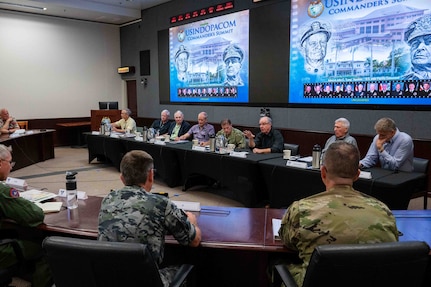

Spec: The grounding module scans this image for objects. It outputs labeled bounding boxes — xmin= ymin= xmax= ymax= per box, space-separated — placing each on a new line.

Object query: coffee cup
xmin=192 ymin=139 xmax=199 ymax=146
xmin=227 ymin=144 xmax=235 ymax=150
xmin=283 ymin=149 xmax=291 ymax=160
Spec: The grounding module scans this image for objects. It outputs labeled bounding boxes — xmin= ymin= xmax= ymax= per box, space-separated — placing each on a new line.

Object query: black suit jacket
xmin=167 ymin=121 xmax=191 ymax=138
xmin=150 ymin=119 xmax=172 ymax=135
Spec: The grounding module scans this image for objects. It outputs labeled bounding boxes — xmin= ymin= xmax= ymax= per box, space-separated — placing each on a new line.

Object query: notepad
xmin=272 ymin=218 xmax=282 ymax=240
xmin=20 ymin=189 xmax=57 ymax=203
xmin=35 ymin=201 xmax=63 ymax=213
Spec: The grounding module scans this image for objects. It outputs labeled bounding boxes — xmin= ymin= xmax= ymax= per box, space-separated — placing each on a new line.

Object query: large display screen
xmin=289 ymin=0 xmax=431 ymax=108
xmin=169 ymin=10 xmax=249 ymax=103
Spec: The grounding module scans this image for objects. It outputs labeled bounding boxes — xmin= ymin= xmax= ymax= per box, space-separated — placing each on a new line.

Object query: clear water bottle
xmin=312 ymin=144 xmax=321 ymax=169
xmin=66 ymin=171 xmax=78 ymax=209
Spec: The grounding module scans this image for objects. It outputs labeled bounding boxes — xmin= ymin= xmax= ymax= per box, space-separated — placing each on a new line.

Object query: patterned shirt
xmin=187 ymin=123 xmax=215 ymax=143
xmin=98 ymin=185 xmax=196 ymax=264
xmin=216 ymin=127 xmax=246 ymax=148
xmin=0 ymin=118 xmax=19 ymax=131
xmin=279 ymin=185 xmax=399 ymax=286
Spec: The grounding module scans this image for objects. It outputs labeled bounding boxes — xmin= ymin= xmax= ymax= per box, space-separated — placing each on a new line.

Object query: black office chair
xmin=0 ymin=229 xmax=24 ymax=287
xmin=283 ymin=143 xmax=299 ymax=156
xmin=410 ymin=157 xmax=430 ymax=209
xmin=42 ymin=236 xmax=194 ymax=287
xmin=274 ymin=241 xmax=430 ymax=287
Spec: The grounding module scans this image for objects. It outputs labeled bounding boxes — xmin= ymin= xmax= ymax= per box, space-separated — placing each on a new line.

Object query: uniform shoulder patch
xmin=9 ymin=188 xmax=20 ymax=198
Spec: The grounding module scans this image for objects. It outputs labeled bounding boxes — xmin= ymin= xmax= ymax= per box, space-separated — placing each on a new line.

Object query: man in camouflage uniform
xmin=98 ymin=150 xmax=201 ymax=287
xmin=278 ymin=142 xmax=398 ymax=286
xmin=0 ymin=144 xmax=52 ymax=287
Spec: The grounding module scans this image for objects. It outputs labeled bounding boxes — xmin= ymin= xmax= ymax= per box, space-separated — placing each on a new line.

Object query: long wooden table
xmin=0 ymin=129 xmax=55 ymax=170
xmin=39 ymin=196 xmax=431 ymax=287
xmin=85 ymin=133 xmax=426 ymax=209
xmin=41 ymin=196 xmax=431 ymax=248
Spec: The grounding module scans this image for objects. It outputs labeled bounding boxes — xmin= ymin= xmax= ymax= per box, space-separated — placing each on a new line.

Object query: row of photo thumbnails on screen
xmin=304 ymin=81 xmax=431 ymax=98
xmin=177 ymin=86 xmax=238 ymax=97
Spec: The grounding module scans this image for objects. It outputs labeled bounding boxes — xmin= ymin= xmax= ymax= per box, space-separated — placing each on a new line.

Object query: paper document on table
xmin=20 ymin=189 xmax=57 ymax=203
xmin=272 ymin=218 xmax=282 ymax=240
xmin=35 ymin=202 xmax=63 ymax=213
xmin=172 ymin=200 xmax=201 ymax=211
xmin=298 ymin=156 xmax=313 ymax=163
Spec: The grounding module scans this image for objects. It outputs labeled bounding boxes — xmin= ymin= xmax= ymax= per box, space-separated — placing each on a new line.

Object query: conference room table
xmin=85 ymin=133 xmax=280 ymax=207
xmin=41 ymin=196 xmax=431 ymax=249
xmin=0 ymin=129 xmax=55 ymax=170
xmin=259 ymin=157 xmax=426 ymax=210
xmin=39 ymin=196 xmax=431 ymax=286
xmin=85 ymin=133 xmax=426 ymax=209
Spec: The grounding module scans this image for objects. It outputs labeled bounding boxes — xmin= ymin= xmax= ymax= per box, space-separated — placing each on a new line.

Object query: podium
xmin=91 ymin=110 xmax=121 ymax=131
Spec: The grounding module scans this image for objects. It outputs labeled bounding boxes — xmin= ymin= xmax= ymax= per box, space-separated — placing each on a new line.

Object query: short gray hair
xmin=335 ymin=117 xmax=350 ymax=130
xmin=374 ymin=118 xmax=396 ymax=133
xmin=0 ymin=144 xmax=12 ymax=159
xmin=161 ymin=109 xmax=170 ymax=117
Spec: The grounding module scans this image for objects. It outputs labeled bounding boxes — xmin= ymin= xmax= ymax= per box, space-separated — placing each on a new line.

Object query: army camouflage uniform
xmin=98 ymin=185 xmax=197 ymax=287
xmin=216 ymin=127 xmax=246 ymax=149
xmin=279 ymin=185 xmax=399 ymax=287
xmin=0 ymin=182 xmax=52 ymax=287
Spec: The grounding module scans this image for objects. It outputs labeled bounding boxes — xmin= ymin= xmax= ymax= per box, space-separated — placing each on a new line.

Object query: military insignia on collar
xmin=10 ymin=188 xmax=19 ymax=198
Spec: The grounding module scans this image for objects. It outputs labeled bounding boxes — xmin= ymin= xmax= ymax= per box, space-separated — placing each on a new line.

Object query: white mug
xmin=283 ymin=149 xmax=291 ymax=160
xmin=227 ymin=144 xmax=235 ymax=150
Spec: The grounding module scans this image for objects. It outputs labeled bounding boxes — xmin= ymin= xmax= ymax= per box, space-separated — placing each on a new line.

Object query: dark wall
xmin=120 ymin=0 xmax=431 ymax=140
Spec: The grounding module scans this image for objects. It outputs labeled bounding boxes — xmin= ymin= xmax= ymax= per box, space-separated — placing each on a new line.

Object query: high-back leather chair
xmin=42 ymin=236 xmax=194 ymax=287
xmin=274 ymin=241 xmax=430 ymax=287
xmin=410 ymin=157 xmax=430 ymax=209
xmin=283 ymin=143 xmax=299 ymax=156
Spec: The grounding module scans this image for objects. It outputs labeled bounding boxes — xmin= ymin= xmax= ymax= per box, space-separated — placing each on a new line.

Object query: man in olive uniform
xmin=98 ymin=150 xmax=201 ymax=287
xmin=0 ymin=144 xmax=52 ymax=287
xmin=278 ymin=142 xmax=398 ymax=287
xmin=216 ymin=118 xmax=246 ymax=149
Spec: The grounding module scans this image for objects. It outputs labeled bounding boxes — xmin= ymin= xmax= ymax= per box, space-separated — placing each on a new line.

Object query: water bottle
xmin=312 ymin=144 xmax=321 ymax=169
xmin=142 ymin=126 xmax=148 ymax=142
xmin=66 ymin=171 xmax=78 ymax=209
xmin=209 ymin=135 xmax=215 ymax=152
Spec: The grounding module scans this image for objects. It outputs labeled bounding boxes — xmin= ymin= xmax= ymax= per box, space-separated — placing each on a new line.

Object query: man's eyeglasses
xmin=1 ymin=159 xmax=15 ymax=168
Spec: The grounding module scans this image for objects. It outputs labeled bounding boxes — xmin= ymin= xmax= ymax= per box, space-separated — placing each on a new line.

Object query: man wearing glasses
xmin=243 ymin=116 xmax=284 ymax=154
xmin=0 ymin=144 xmax=53 ymax=287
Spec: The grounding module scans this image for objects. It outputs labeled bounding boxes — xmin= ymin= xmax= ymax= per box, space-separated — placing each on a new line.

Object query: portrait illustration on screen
xmin=169 ymin=10 xmax=249 ymax=103
xmin=289 ymin=0 xmax=431 ymax=108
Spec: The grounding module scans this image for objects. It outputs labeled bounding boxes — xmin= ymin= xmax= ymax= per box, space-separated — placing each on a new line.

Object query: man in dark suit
xmin=168 ymin=110 xmax=191 ymax=141
xmin=150 ymin=109 xmax=172 ymax=135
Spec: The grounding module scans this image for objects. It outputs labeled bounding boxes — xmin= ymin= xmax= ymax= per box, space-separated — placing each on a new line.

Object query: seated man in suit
xmin=278 ymin=142 xmax=398 ymax=286
xmin=216 ymin=118 xmax=246 ymax=149
xmin=150 ymin=109 xmax=172 ymax=135
xmin=168 ymin=110 xmax=191 ymax=141
xmin=98 ymin=150 xmax=201 ymax=287
xmin=243 ymin=116 xmax=284 ymax=154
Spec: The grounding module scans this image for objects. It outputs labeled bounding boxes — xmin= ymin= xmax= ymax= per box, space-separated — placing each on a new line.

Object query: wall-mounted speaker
xmin=140 ymin=50 xmax=150 ymax=76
